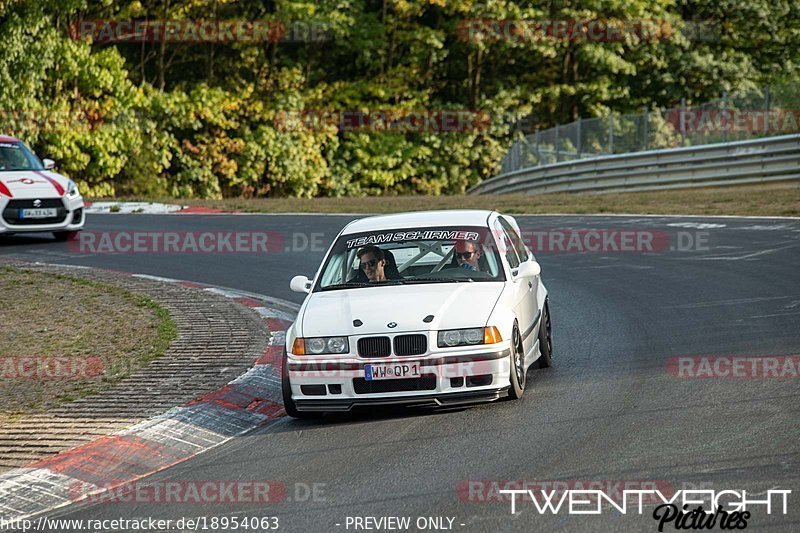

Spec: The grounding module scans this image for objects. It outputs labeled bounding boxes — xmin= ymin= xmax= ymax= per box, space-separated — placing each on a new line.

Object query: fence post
xmin=722 ymin=91 xmax=728 ymax=143
xmin=642 ymin=107 xmax=649 ymax=151
xmin=608 ymin=114 xmax=614 ymax=154
xmin=764 ymin=86 xmax=770 ymax=135
xmin=555 ymin=124 xmax=560 ymax=162
xmin=576 ymin=117 xmax=582 ymax=158
xmin=680 ymin=97 xmax=686 ymax=145
xmin=535 ymin=128 xmax=540 ymax=165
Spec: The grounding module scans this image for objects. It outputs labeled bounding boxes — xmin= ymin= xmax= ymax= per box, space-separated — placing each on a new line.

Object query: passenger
xmin=454 ymin=239 xmax=482 ymax=271
xmin=357 ymin=245 xmax=387 ymax=282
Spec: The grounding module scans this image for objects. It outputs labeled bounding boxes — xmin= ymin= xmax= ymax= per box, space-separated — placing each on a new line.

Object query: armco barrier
xmin=469 ymin=134 xmax=800 ymax=195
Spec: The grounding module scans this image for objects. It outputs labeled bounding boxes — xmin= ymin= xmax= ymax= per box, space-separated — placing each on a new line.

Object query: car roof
xmin=0 ymin=135 xmax=21 ymax=143
xmin=342 ymin=209 xmax=497 ymax=234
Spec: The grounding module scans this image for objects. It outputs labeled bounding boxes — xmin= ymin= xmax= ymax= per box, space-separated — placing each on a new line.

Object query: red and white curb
xmin=0 ymin=268 xmax=298 ymax=522
xmin=84 ymin=202 xmax=230 ymax=214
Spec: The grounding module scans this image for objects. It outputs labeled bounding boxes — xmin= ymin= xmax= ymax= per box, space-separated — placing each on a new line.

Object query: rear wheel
xmin=281 ymin=348 xmax=322 ymax=419
xmin=537 ymin=302 xmax=553 ymax=369
xmin=53 ymin=230 xmax=79 ymax=241
xmin=507 ymin=324 xmax=526 ymax=400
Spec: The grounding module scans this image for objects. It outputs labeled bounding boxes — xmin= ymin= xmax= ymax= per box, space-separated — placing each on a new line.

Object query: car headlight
xmin=292 ymin=336 xmax=349 ymax=355
xmin=66 ymin=180 xmax=79 ymax=198
xmin=437 ymin=327 xmax=502 ymax=347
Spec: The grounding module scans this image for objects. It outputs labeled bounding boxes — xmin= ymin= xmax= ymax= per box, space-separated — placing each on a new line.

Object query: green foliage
xmin=0 ymin=0 xmax=796 ymax=197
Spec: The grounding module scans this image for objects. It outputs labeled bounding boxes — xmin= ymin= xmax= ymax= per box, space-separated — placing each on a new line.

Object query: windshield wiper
xmin=320 ymin=282 xmax=372 ymax=291
xmin=404 ymin=277 xmax=474 ymax=283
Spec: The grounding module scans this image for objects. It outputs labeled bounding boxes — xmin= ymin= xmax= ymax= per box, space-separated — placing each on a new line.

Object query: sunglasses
xmin=455 ymin=251 xmax=475 ymax=260
xmin=360 ymin=259 xmax=379 ymax=269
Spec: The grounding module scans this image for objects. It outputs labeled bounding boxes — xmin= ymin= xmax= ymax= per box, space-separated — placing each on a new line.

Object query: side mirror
xmin=290 ymin=275 xmax=313 ymax=293
xmin=515 ymin=260 xmax=541 ymax=278
xmin=42 ymin=159 xmax=55 ymax=170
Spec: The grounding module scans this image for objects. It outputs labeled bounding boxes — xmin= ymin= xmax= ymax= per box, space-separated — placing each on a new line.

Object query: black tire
xmin=281 ymin=348 xmax=322 ymax=419
xmin=537 ymin=302 xmax=553 ymax=369
xmin=53 ymin=230 xmax=79 ymax=242
xmin=507 ymin=324 xmax=526 ymax=400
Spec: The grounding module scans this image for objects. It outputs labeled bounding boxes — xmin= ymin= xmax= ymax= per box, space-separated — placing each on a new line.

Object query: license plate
xmin=21 ymin=208 xmax=57 ymax=219
xmin=365 ymin=362 xmax=421 ymax=381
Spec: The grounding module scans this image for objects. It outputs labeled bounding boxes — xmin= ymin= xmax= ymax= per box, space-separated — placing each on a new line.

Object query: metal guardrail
xmin=469 ymin=134 xmax=800 ymax=195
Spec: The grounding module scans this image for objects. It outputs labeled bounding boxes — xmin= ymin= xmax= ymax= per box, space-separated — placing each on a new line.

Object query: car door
xmin=493 ymin=218 xmax=531 ymax=354
xmin=498 ymin=217 xmax=539 ymax=357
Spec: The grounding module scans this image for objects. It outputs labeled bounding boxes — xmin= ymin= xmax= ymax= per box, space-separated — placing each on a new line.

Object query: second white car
xmin=0 ymin=135 xmax=85 ymax=240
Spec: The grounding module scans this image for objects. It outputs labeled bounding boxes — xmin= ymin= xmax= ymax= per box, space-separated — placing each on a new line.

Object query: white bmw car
xmin=0 ymin=135 xmax=85 ymax=240
xmin=282 ymin=210 xmax=552 ymax=418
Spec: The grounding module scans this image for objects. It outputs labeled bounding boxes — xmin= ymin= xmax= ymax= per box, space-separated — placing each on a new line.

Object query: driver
xmin=454 ymin=239 xmax=482 ymax=271
xmin=357 ymin=245 xmax=387 ymax=282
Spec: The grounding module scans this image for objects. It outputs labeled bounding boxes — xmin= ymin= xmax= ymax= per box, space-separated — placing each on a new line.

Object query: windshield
xmin=314 ymin=226 xmax=505 ymax=291
xmin=0 ymin=142 xmax=44 ymax=172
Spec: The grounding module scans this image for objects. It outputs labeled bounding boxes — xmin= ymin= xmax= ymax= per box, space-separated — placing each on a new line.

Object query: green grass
xmin=0 ymin=267 xmax=177 ymax=416
xmin=99 ymin=183 xmax=800 ymax=217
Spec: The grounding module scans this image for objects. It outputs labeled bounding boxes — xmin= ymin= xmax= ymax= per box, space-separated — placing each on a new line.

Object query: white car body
xmin=0 ymin=135 xmax=85 ymax=237
xmin=283 ymin=210 xmax=551 ymax=416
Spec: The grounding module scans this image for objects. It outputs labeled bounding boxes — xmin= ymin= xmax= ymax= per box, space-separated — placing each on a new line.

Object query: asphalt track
xmin=2 ymin=213 xmax=799 ymax=532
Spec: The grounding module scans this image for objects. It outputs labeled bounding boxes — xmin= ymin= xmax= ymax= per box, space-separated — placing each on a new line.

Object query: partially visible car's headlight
xmin=292 ymin=336 xmax=349 ymax=355
xmin=437 ymin=327 xmax=502 ymax=347
xmin=66 ymin=180 xmax=80 ymax=198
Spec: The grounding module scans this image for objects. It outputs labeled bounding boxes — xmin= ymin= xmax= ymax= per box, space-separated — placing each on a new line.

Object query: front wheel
xmin=507 ymin=324 xmax=526 ymax=400
xmin=281 ymin=348 xmax=322 ymax=419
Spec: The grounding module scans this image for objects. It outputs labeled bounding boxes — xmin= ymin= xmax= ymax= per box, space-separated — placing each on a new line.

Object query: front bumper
xmin=287 ymin=345 xmax=513 ymax=412
xmin=0 ymin=195 xmax=85 ymax=234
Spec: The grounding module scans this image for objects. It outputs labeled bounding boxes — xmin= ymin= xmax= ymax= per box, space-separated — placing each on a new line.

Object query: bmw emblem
xmin=33 ymin=199 xmax=42 ymax=207
xmin=387 ymin=322 xmax=397 ymax=328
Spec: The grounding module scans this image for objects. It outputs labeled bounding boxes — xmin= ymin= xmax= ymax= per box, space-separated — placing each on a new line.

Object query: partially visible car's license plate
xmin=365 ymin=362 xmax=421 ymax=381
xmin=21 ymin=208 xmax=57 ymax=219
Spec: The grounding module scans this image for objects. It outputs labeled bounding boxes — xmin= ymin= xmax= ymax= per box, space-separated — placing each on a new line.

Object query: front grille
xmin=353 ymin=374 xmax=437 ymax=394
xmin=393 ymin=334 xmax=427 ymax=356
xmin=3 ymin=198 xmax=67 ymax=225
xmin=358 ymin=336 xmax=391 ymax=358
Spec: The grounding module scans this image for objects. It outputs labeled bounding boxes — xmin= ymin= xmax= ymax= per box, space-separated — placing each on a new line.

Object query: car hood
xmin=0 ymin=170 xmax=68 ymax=199
xmin=300 ymin=282 xmax=505 ymax=337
